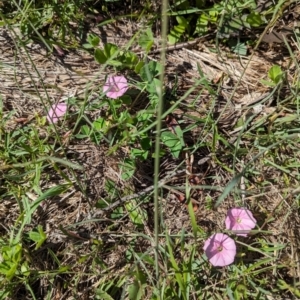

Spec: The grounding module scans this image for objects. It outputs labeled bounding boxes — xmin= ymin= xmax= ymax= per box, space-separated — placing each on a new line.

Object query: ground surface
xmin=1 ymin=1 xmax=300 ymax=299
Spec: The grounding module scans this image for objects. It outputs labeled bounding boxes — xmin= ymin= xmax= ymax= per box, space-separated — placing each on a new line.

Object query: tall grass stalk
xmin=153 ymin=0 xmax=169 ymax=294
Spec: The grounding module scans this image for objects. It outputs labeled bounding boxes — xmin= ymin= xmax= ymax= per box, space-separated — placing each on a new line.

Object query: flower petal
xmin=47 ymin=102 xmax=67 ymax=124
xmin=203 ymin=233 xmax=236 ymax=267
xmin=225 ymin=208 xmax=256 ymax=236
xmin=241 ymin=218 xmax=257 ymax=227
xmin=103 ymin=75 xmax=128 ymax=99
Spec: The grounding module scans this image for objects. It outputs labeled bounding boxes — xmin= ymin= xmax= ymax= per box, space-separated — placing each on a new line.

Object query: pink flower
xmin=203 ymin=233 xmax=236 ymax=267
xmin=103 ymin=75 xmax=128 ymax=99
xmin=225 ymin=208 xmax=257 ymax=237
xmin=47 ymin=102 xmax=67 ymax=124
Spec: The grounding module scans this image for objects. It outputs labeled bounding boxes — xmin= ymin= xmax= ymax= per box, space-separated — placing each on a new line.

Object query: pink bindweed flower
xmin=225 ymin=207 xmax=257 ymax=237
xmin=103 ymin=75 xmax=128 ymax=99
xmin=203 ymin=233 xmax=236 ymax=267
xmin=47 ymin=102 xmax=67 ymax=124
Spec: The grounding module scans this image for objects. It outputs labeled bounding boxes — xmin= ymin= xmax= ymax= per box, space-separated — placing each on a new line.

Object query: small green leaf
xmin=93 ymin=118 xmax=108 ymax=132
xmin=134 ymin=61 xmax=145 ymax=74
xmin=146 ymin=78 xmax=162 ymax=96
xmin=194 ymin=13 xmax=209 ymax=34
xmin=95 ymin=289 xmax=114 ymax=300
xmin=79 ymin=124 xmax=90 ymax=136
xmin=82 ymin=43 xmax=94 ymax=49
xmin=139 ymin=61 xmax=162 ymax=82
xmin=174 ymin=126 xmax=185 ymax=147
xmin=28 ymin=231 xmax=41 ymax=242
xmin=5 ymin=262 xmax=18 ymax=280
xmin=104 ymin=43 xmax=119 ymax=58
xmin=120 ymin=95 xmax=132 ymax=105
xmin=228 ymin=40 xmax=247 ymax=55
xmin=268 ymin=65 xmax=283 ymax=84
xmin=161 ymin=131 xmax=182 ymax=158
xmin=140 ymin=137 xmax=151 ymax=150
xmin=87 ymin=34 xmax=100 ymax=47
xmin=176 ymin=16 xmax=188 ymax=27
xmin=167 ymin=34 xmax=178 ymax=45
xmin=128 ymin=280 xmax=144 ymax=300
xmin=119 ymin=158 xmax=135 ymax=180
xmin=118 ymin=51 xmax=141 ymax=69
xmin=138 ymin=28 xmax=154 ymax=53
xmin=131 ymin=148 xmax=148 ymax=160
xmin=94 ymin=48 xmax=107 ymax=64
xmin=108 ymin=59 xmax=123 ymax=67
xmin=125 ymin=201 xmax=146 ymax=227
xmin=111 ymin=207 xmax=123 ymax=219
xmin=168 ymin=16 xmax=188 ymax=45
xmin=260 ymin=79 xmax=276 ymax=87
xmin=174 ymin=26 xmax=186 ymax=35
xmin=246 ymin=12 xmax=264 ymax=27
xmin=105 ymin=178 xmax=118 ymax=196
xmin=28 ymin=225 xmax=47 ymax=249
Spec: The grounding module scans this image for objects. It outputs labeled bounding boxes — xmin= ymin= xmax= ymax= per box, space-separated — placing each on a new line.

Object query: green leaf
xmin=165 ymin=234 xmax=187 ymax=299
xmin=176 ymin=16 xmax=188 ymax=27
xmin=94 ymin=48 xmax=107 ymax=64
xmin=5 ymin=262 xmax=18 ymax=280
xmin=161 ymin=131 xmax=180 ymax=147
xmin=168 ymin=16 xmax=188 ymax=44
xmin=105 ymin=178 xmax=118 ymax=197
xmin=140 ymin=137 xmax=151 ymax=150
xmin=146 ymin=78 xmax=162 ymax=96
xmin=95 ymin=289 xmax=114 ymax=300
xmin=119 ymin=158 xmax=135 ymax=180
xmin=131 ymin=148 xmax=148 ymax=160
xmin=128 ymin=280 xmax=144 ymax=300
xmin=134 ymin=61 xmax=144 ymax=74
xmin=194 ymin=12 xmax=211 ymax=34
xmin=161 ymin=131 xmax=182 ymax=158
xmin=125 ymin=201 xmax=146 ymax=227
xmin=167 ymin=34 xmax=177 ymax=45
xmin=87 ymin=34 xmax=100 ymax=47
xmin=119 ymin=51 xmax=141 ymax=69
xmin=171 ymin=24 xmax=186 ymax=35
xmin=246 ymin=12 xmax=264 ymax=27
xmin=260 ymin=79 xmax=276 ymax=87
xmin=174 ymin=125 xmax=185 ymax=147
xmin=108 ymin=59 xmax=123 ymax=67
xmin=277 ymin=280 xmax=300 ymax=297
xmin=228 ymin=40 xmax=247 ymax=55
xmin=138 ymin=28 xmax=154 ymax=52
xmin=81 ymin=124 xmax=90 ymax=135
xmin=268 ymin=65 xmax=283 ymax=84
xmin=58 ymin=266 xmax=70 ymax=273
xmin=93 ymin=117 xmax=109 ymax=132
xmin=120 ymin=95 xmax=132 ymax=105
xmin=111 ymin=207 xmax=123 ymax=219
xmin=82 ymin=43 xmax=94 ymax=49
xmin=104 ymin=43 xmax=119 ymax=58
xmin=28 ymin=225 xmax=47 ymax=250
xmin=28 ymin=232 xmax=41 ymax=242
xmin=139 ymin=61 xmax=162 ymax=82
xmin=0 ymin=290 xmax=10 ymax=299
